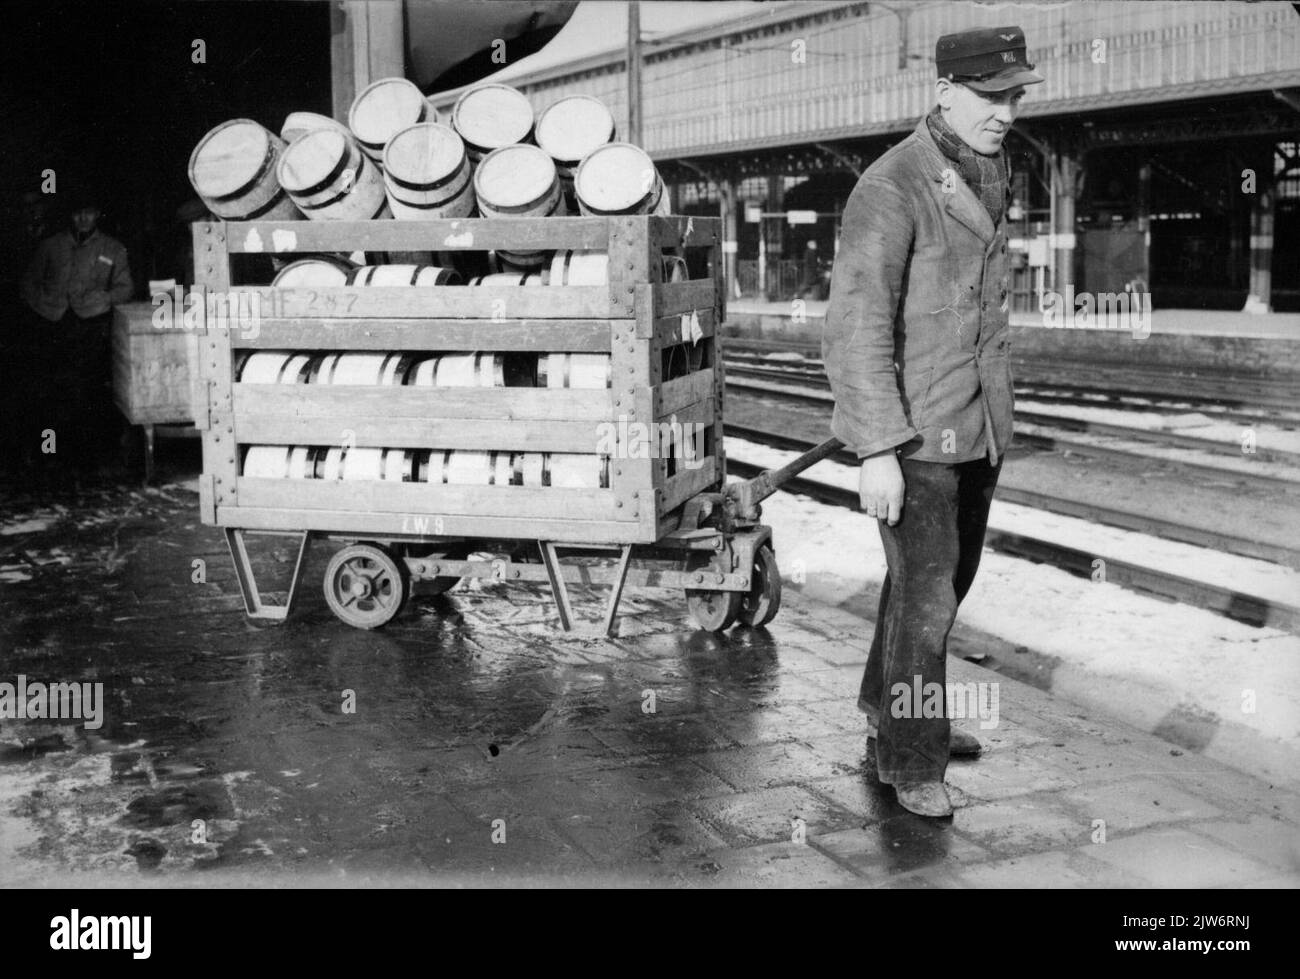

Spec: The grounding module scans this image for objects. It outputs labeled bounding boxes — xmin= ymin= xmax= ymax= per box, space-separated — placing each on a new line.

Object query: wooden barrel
xmin=383 ymin=122 xmax=476 ymax=220
xmin=319 ymin=447 xmax=413 ymax=481
xmin=549 ymin=250 xmax=607 ymax=286
xmin=466 ymin=271 xmax=545 ymax=287
xmin=280 ymin=111 xmax=351 ymax=144
xmin=242 ymin=445 xmax=322 ymax=479
xmin=407 ymin=353 xmax=505 ymax=387
xmin=574 ymin=143 xmax=670 ymax=217
xmin=451 ymin=83 xmax=535 ymax=164
xmin=310 ymin=352 xmax=419 ymax=385
xmin=236 ymin=351 xmax=319 ymax=384
xmin=271 ymin=256 xmax=356 ymax=287
xmin=475 ymin=144 xmax=566 ymax=269
xmin=535 ymin=95 xmax=616 ymax=202
xmin=188 ymin=119 xmax=302 ymax=221
xmin=513 ymin=453 xmax=609 ymax=488
xmin=536 ymin=353 xmax=611 ymax=389
xmin=348 ymin=77 xmax=431 ymax=164
xmin=277 ymin=129 xmax=387 ymax=221
xmin=414 ymin=449 xmax=513 ymax=485
xmin=345 ymin=264 xmax=460 ymax=286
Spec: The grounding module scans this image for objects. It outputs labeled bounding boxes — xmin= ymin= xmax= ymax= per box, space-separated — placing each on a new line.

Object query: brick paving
xmin=1 ymin=477 xmax=1297 ymax=887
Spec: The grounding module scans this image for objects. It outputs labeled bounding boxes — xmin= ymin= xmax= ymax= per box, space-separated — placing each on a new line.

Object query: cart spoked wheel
xmin=738 ymin=543 xmax=781 ymax=628
xmin=324 ymin=543 xmax=408 ymax=629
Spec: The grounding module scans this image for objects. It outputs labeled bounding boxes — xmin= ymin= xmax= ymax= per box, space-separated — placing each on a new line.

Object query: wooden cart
xmin=193 ymin=214 xmax=797 ymax=635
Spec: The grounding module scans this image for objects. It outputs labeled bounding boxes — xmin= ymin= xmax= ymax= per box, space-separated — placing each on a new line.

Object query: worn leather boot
xmin=948 ymin=727 xmax=983 ymax=756
xmin=894 ymin=780 xmax=955 ymax=817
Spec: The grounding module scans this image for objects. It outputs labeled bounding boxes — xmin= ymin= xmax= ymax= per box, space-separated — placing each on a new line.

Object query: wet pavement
xmin=1 ymin=477 xmax=1298 ymax=887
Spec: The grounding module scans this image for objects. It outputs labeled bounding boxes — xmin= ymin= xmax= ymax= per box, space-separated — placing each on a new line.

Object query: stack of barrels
xmin=236 ymin=349 xmax=612 ymax=488
xmin=188 ymin=82 xmax=688 ymax=494
xmin=187 ymin=81 xmax=676 ymax=286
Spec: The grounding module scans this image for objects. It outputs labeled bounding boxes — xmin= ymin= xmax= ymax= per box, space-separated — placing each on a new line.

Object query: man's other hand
xmin=859 ymin=450 xmax=904 ymax=525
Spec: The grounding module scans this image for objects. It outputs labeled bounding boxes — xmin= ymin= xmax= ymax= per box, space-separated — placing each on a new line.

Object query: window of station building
xmin=1277 ymin=141 xmax=1299 ymax=199
xmin=677 ymin=182 xmax=718 ymax=207
xmin=738 ymin=177 xmax=768 ymax=201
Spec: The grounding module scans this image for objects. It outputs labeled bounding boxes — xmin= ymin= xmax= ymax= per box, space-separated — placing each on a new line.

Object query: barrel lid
xmin=281 ymin=111 xmax=350 ymax=144
xmin=475 ymin=145 xmax=556 ymax=209
xmin=349 ymin=77 xmax=428 ymax=147
xmin=189 ymin=119 xmax=273 ymax=200
xmin=536 ymin=96 xmax=615 ymax=164
xmin=272 ymin=258 xmax=352 ymax=287
xmin=384 ymin=123 xmax=465 ymax=183
xmin=452 ymin=83 xmax=534 ymax=150
xmin=575 ymin=143 xmax=657 ymax=212
xmin=278 ymin=129 xmax=352 ymax=192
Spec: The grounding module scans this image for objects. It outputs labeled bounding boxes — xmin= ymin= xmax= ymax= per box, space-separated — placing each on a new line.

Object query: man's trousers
xmin=857 ymin=455 xmax=1001 ymax=784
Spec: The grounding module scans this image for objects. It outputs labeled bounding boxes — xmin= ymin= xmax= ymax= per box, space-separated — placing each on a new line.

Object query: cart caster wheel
xmin=738 ymin=543 xmax=782 ymax=628
xmin=324 ymin=543 xmax=408 ymax=629
xmin=686 ymin=588 xmax=742 ymax=632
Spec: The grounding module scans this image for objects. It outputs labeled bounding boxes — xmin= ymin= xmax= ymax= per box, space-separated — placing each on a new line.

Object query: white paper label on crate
xmin=271 ymin=229 xmax=298 ymax=252
xmin=243 ymin=228 xmax=264 ymax=252
xmin=684 ymin=216 xmax=694 ymax=241
xmin=682 ymin=309 xmax=702 ymax=345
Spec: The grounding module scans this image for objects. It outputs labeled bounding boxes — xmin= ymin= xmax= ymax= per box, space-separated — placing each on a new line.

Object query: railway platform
xmin=726 ymin=299 xmax=1300 ymax=340
xmin=1 ymin=475 xmax=1296 ymax=887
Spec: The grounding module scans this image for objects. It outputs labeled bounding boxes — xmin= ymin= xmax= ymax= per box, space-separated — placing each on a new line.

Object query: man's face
xmin=72 ymin=206 xmax=100 ymax=235
xmin=937 ymin=81 xmax=1026 ymax=155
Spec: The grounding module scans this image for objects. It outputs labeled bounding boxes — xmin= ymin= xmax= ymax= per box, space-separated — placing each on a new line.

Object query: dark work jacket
xmin=22 ymin=229 xmax=133 ymax=322
xmin=823 ymin=114 xmax=1013 ymax=465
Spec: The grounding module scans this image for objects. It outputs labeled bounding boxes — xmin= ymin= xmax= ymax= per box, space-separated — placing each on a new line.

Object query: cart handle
xmin=726 ymin=437 xmax=844 ymax=514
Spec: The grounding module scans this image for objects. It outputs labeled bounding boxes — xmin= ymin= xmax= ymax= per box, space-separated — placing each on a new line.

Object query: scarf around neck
xmin=925 ymin=103 xmax=1009 ymax=228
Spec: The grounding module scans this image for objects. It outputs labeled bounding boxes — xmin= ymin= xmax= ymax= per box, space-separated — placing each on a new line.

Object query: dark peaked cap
xmin=936 ymin=26 xmax=1045 ymax=92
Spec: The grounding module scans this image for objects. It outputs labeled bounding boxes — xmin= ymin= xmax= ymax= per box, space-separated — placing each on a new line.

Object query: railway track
xmin=723 ymin=370 xmax=1300 ymax=471
xmin=722 ymin=339 xmax=1300 ymax=416
xmin=723 ymin=353 xmax=1300 ymax=427
xmin=723 ymin=426 xmax=1300 ymax=633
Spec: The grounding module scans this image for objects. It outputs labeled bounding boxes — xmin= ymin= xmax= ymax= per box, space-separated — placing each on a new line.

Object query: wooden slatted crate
xmin=191 ymin=214 xmax=726 ymax=546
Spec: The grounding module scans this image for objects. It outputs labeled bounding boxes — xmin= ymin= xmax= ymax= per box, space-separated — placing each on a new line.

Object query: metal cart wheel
xmin=684 ymin=550 xmax=741 ymax=632
xmin=323 ymin=543 xmax=409 ymax=629
xmin=738 ymin=543 xmax=782 ymax=627
xmin=687 ymin=587 xmax=742 ymax=632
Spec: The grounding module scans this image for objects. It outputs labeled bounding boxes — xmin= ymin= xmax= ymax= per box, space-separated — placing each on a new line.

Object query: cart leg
xmin=142 ymin=424 xmax=155 ymax=487
xmin=538 ymin=541 xmax=633 ymax=637
xmin=225 ymin=528 xmax=313 ymax=621
xmin=538 ymin=540 xmax=575 ymax=631
xmin=600 ymin=545 xmax=633 ymax=638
